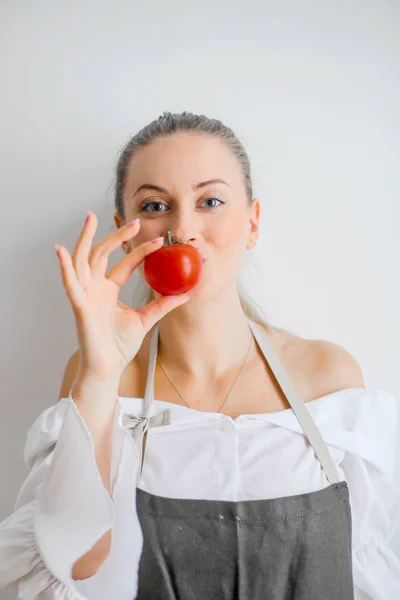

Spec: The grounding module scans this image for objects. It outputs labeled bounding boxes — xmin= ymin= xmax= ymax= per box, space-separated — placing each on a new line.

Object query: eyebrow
xmin=132 ymin=179 xmax=231 ymax=197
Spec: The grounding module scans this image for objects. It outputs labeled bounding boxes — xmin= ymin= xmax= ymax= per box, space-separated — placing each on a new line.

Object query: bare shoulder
xmin=305 ymin=336 xmax=366 ymax=398
xmin=272 ymin=326 xmax=366 ymax=399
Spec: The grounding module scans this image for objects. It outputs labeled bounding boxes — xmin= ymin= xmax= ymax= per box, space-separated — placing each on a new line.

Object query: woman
xmin=0 ymin=112 xmax=399 ymax=599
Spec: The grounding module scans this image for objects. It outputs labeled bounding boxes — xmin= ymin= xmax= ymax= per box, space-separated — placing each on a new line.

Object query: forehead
xmin=125 ymin=132 xmax=245 ymax=193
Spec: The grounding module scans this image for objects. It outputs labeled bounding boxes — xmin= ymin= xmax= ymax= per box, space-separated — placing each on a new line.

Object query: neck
xmin=156 ymin=285 xmax=255 ymax=381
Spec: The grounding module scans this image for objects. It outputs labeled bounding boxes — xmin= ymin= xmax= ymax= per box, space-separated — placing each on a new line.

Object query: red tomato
xmin=144 ymin=232 xmax=203 ymax=296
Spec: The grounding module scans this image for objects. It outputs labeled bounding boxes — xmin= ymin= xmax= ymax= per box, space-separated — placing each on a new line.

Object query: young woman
xmin=0 ymin=112 xmax=399 ymax=599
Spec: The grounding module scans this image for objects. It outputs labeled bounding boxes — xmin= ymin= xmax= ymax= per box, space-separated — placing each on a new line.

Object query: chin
xmin=186 ymin=275 xmax=231 ymax=305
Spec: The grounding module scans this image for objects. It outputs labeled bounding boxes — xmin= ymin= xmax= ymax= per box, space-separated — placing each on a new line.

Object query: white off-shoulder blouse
xmin=0 ymin=387 xmax=399 ymax=599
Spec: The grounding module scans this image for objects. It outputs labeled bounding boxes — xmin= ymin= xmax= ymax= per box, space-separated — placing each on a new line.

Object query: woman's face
xmin=117 ymin=132 xmax=260 ymax=302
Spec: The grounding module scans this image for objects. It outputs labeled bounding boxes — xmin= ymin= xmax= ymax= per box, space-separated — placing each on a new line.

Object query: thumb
xmin=138 ymin=294 xmax=190 ymax=333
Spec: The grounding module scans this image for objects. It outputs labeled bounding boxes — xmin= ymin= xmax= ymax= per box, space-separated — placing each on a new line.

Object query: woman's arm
xmin=0 ymin=355 xmax=143 ymax=599
xmin=58 ymin=350 xmax=115 ymax=580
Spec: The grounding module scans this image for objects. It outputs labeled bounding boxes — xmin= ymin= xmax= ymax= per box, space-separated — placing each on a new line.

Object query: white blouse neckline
xmin=116 ymin=386 xmax=371 ymax=422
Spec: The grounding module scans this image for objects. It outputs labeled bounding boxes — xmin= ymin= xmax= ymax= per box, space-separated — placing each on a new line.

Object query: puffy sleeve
xmin=0 ymin=392 xmax=144 ymax=600
xmin=338 ymin=390 xmax=400 ymax=600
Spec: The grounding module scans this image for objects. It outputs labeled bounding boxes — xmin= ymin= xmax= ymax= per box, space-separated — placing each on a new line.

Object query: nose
xmin=164 ymin=209 xmax=198 ymax=243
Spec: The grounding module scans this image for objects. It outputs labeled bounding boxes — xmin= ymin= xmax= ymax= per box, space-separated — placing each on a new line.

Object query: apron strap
xmin=143 ymin=323 xmax=159 ymax=417
xmin=123 ymin=324 xmax=167 ymax=486
xmin=248 ymin=320 xmax=341 ymax=484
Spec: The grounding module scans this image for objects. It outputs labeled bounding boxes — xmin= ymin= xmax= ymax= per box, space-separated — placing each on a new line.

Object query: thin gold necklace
xmin=157 ymin=333 xmax=253 ymax=413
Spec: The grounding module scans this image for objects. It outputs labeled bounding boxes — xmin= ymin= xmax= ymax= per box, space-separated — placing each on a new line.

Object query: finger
xmin=138 ymin=294 xmax=190 ymax=333
xmin=106 ymin=235 xmax=165 ymax=288
xmin=72 ymin=212 xmax=98 ymax=287
xmin=89 ymin=219 xmax=141 ymax=275
xmin=56 ymin=245 xmax=87 ymax=314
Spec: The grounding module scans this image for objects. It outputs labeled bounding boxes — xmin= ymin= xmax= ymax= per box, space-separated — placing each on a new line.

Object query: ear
xmin=114 ymin=211 xmax=123 ymax=230
xmin=246 ymin=198 xmax=261 ymax=249
xmin=114 ymin=212 xmax=129 ymax=254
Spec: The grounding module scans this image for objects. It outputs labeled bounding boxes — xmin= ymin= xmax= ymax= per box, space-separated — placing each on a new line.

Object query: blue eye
xmin=203 ymin=197 xmax=223 ymax=208
xmin=141 ymin=201 xmax=167 ymax=214
xmin=140 ymin=197 xmax=224 ymax=214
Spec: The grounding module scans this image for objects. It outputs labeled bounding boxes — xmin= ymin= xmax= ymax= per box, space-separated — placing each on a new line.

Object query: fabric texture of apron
xmin=123 ymin=319 xmax=354 ymax=599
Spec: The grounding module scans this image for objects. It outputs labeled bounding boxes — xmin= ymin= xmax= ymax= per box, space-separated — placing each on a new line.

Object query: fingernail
xmin=127 ymin=218 xmax=140 ymax=227
xmin=55 ymin=244 xmax=61 ymax=256
xmin=152 ymin=236 xmax=164 ymax=243
xmin=85 ymin=212 xmax=91 ymax=225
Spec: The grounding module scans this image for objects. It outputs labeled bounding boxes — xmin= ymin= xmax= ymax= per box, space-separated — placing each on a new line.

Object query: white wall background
xmin=0 ymin=1 xmax=399 ymax=596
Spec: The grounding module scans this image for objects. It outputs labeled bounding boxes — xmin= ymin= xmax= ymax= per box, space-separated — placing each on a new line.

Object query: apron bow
xmin=122 ymin=409 xmax=172 ymax=485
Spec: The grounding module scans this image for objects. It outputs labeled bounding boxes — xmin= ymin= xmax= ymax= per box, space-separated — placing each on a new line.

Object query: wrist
xmin=71 ymin=371 xmax=121 ymax=414
xmin=73 ymin=368 xmax=121 ymax=391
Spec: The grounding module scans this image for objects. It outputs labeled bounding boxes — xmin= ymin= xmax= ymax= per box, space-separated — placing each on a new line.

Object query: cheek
xmin=212 ymin=218 xmax=247 ymax=253
xmin=129 ymin=226 xmax=161 ymax=280
xmin=131 ymin=223 xmax=161 ymax=248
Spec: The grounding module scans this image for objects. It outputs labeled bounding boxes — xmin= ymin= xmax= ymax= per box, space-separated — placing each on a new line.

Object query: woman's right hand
xmin=55 ymin=211 xmax=189 ymax=381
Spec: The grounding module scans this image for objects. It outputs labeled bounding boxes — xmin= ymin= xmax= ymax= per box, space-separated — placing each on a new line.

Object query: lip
xmin=187 ymin=245 xmax=206 ymax=263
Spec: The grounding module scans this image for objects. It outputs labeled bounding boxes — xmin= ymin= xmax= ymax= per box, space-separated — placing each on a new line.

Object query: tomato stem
xmin=166 ymin=230 xmax=185 ymax=246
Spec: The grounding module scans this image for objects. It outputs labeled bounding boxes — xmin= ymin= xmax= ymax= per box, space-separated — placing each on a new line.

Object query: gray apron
xmin=123 ymin=319 xmax=354 ymax=599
